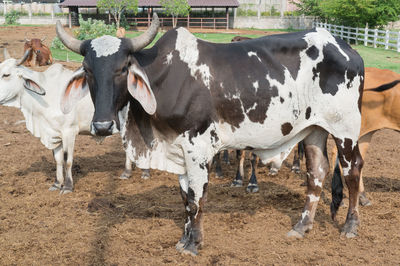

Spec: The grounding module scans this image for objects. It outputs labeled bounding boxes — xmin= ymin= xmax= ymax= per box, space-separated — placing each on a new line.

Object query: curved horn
xmin=16 ymin=49 xmax=32 ymax=66
xmin=129 ymin=13 xmax=160 ymax=52
xmin=56 ymin=20 xmax=83 ymax=55
xmin=4 ymin=48 xmax=11 ymax=60
xmin=41 ymin=37 xmax=46 ymax=42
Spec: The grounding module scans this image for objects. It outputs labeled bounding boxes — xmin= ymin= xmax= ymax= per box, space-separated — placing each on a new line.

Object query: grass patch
xmin=353 ymin=45 xmax=400 ymax=73
xmin=51 ymin=49 xmax=83 ymax=62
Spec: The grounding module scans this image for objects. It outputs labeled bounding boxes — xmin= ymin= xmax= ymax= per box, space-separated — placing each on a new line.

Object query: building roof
xmin=60 ymin=0 xmax=239 ymax=8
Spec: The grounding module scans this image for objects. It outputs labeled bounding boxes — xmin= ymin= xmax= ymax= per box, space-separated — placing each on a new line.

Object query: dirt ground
xmin=1 ymin=25 xmax=400 ymax=265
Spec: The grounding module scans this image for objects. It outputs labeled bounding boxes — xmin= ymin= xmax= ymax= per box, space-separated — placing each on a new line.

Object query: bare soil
xmin=1 ymin=25 xmax=400 ymax=265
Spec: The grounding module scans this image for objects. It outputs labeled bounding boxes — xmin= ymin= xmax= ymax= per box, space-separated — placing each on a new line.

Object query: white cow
xmin=0 ymin=49 xmax=137 ymax=193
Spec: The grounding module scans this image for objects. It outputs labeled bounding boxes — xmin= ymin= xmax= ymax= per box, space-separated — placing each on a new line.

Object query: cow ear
xmin=21 ymin=76 xmax=46 ymax=95
xmin=127 ymin=64 xmax=157 ymax=115
xmin=61 ymin=67 xmax=89 ymax=114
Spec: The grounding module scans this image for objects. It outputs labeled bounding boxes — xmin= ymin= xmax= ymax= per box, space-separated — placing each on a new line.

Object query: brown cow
xmin=23 ymin=38 xmax=53 ymax=67
xmin=331 ymin=67 xmax=400 ymax=212
xmin=231 ymin=36 xmax=252 ymax=42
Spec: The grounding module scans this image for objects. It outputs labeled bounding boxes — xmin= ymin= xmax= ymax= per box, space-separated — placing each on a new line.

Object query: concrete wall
xmin=0 ymin=16 xmax=69 ymax=25
xmin=233 ymin=15 xmax=315 ymax=30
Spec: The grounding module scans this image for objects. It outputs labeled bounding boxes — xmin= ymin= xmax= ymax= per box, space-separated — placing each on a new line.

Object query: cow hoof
xmin=359 ymin=192 xmax=372 ymax=206
xmin=119 ymin=170 xmax=132 ymax=180
xmin=341 ymin=220 xmax=358 ymax=238
xmin=287 ymin=229 xmax=304 ymax=238
xmin=269 ymin=168 xmax=278 ymax=176
xmin=60 ymin=188 xmax=73 ymax=195
xmin=246 ymin=184 xmax=259 ymax=193
xmin=141 ymin=172 xmax=150 ymax=180
xmin=231 ymin=180 xmax=243 ymax=187
xmin=291 ymin=166 xmax=301 ymax=174
xmin=48 ymin=184 xmax=61 ymax=191
xmin=180 ymin=242 xmax=198 ymax=256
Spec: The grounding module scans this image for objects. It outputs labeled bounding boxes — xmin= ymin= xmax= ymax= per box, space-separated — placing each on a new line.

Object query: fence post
xmin=397 ymin=32 xmax=400 ymax=52
xmin=364 ymin=23 xmax=368 ymax=46
xmin=373 ymin=28 xmax=378 ymax=48
xmin=340 ymin=25 xmax=344 ymax=39
xmin=385 ymin=30 xmax=389 ymax=50
xmin=355 ymin=27 xmax=358 ymax=45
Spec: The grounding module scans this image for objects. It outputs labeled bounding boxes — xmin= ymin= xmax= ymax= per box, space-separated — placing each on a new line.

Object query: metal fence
xmin=313 ymin=21 xmax=400 ymax=52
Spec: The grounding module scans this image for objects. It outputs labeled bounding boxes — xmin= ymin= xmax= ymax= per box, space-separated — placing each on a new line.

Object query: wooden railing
xmin=124 ymin=17 xmax=228 ymax=29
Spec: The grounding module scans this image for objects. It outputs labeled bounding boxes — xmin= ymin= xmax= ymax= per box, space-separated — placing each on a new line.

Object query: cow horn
xmin=3 ymin=48 xmax=11 ymax=60
xmin=129 ymin=13 xmax=160 ymax=52
xmin=41 ymin=37 xmax=46 ymax=42
xmin=16 ymin=49 xmax=31 ymax=66
xmin=56 ymin=20 xmax=82 ymax=55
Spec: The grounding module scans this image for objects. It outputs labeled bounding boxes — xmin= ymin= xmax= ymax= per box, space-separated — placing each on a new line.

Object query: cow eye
xmin=122 ymin=66 xmax=128 ymax=73
xmin=2 ymin=73 xmax=10 ymax=78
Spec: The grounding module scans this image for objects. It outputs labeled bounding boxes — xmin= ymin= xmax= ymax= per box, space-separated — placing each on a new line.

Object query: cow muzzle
xmin=91 ymin=120 xmax=118 ymax=136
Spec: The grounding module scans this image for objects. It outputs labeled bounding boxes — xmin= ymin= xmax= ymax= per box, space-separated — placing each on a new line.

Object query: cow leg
xmin=333 ymin=137 xmax=364 ymax=238
xmin=141 ymin=169 xmax=151 ymax=179
xmin=61 ymin=132 xmax=76 ymax=194
xmin=292 ymin=141 xmax=305 ymax=173
xmin=358 ymin=132 xmax=373 ymax=206
xmin=120 ymin=154 xmax=133 ymax=179
xmin=214 ymin=152 xmax=223 ymax=178
xmin=231 ymin=150 xmax=245 ymax=187
xmin=222 ymin=150 xmax=230 ymax=165
xmin=176 ymin=156 xmax=209 ymax=256
xmin=246 ymin=153 xmax=259 ymax=193
xmin=287 ymin=129 xmax=329 ymax=238
xmin=49 ymin=146 xmax=63 ymax=191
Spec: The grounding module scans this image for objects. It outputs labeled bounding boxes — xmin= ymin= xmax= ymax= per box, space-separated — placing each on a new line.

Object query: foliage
xmin=292 ymin=0 xmax=400 ymax=27
xmin=74 ymin=14 xmax=116 ymax=40
xmin=160 ymin=0 xmax=190 ymax=27
xmin=97 ymin=0 xmax=138 ymax=29
xmin=237 ymin=9 xmax=258 ymax=16
xmin=51 ymin=37 xmax=66 ymax=50
xmin=5 ymin=10 xmax=21 ymax=25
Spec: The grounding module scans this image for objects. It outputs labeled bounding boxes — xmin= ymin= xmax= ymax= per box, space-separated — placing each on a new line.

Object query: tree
xmin=160 ymin=0 xmax=191 ymax=28
xmin=292 ymin=0 xmax=400 ymax=27
xmin=97 ymin=0 xmax=138 ymax=29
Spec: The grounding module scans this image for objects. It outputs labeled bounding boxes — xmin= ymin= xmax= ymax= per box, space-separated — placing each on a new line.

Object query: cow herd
xmin=0 ymin=13 xmax=399 ymax=256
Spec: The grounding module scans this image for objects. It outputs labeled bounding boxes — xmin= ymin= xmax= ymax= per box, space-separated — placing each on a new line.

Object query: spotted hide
xmin=331 ymin=67 xmax=400 ymax=210
xmin=57 ymin=14 xmax=365 ymax=255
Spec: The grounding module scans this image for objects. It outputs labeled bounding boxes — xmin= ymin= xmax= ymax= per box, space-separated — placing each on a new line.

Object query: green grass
xmin=50 ymin=30 xmax=400 ymax=73
xmin=352 ymin=45 xmax=400 ymax=73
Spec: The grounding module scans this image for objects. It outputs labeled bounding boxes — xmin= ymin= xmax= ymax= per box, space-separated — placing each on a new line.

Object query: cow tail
xmin=366 ymin=80 xmax=400 ymax=93
xmin=330 ymin=154 xmax=343 ymax=220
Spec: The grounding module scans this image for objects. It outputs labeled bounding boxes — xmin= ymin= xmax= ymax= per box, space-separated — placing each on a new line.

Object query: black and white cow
xmin=56 ymin=14 xmax=365 ymax=255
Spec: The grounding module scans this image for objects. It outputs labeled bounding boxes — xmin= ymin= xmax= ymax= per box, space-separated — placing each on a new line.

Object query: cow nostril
xmin=92 ymin=121 xmax=114 ymax=136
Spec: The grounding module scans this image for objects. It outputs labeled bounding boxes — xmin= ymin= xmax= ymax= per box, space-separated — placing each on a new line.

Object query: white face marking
xmin=253 ymin=81 xmax=259 ymax=92
xmin=248 ymin=51 xmax=261 ymax=62
xmin=175 ymin=28 xmax=212 ymax=89
xmin=91 ymin=36 xmax=121 ymax=57
xmin=308 ymin=194 xmax=320 ymax=203
xmin=179 ymin=174 xmax=189 ymax=194
xmin=165 ymin=52 xmax=173 ymax=65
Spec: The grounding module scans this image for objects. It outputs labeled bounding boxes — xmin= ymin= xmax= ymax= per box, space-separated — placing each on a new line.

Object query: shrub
xmin=5 ymin=10 xmax=21 ymax=25
xmin=51 ymin=37 xmax=66 ymax=50
xmin=237 ymin=8 xmax=257 ymax=16
xmin=74 ymin=14 xmax=116 ymax=40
